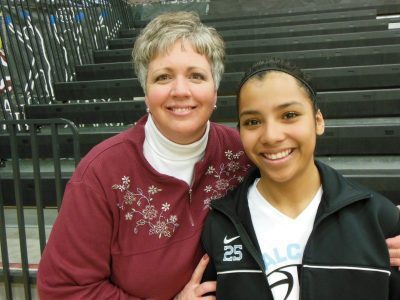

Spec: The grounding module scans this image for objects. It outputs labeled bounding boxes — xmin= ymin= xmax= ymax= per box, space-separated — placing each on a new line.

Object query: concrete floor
xmin=1 ymin=207 xmax=56 ymax=266
xmin=1 ymin=207 xmax=57 ymax=300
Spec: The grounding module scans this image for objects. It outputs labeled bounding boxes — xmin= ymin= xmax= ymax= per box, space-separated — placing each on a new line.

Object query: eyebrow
xmin=150 ymin=65 xmax=208 ymax=72
xmin=239 ymin=101 xmax=304 ymax=118
xmin=276 ymin=101 xmax=304 ymax=109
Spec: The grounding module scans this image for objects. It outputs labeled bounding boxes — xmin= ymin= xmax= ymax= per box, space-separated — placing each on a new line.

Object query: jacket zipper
xmin=187 ymin=170 xmax=196 ymax=226
xmin=188 ymin=188 xmax=194 ymax=226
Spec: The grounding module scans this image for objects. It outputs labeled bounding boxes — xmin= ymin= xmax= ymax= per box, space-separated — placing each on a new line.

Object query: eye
xmin=282 ymin=111 xmax=299 ymax=120
xmin=190 ymin=72 xmax=206 ymax=81
xmin=241 ymin=118 xmax=261 ymax=127
xmin=155 ymin=74 xmax=171 ymax=82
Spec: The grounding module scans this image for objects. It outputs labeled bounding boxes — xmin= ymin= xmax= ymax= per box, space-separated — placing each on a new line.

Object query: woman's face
xmin=145 ymin=40 xmax=217 ymax=144
xmin=238 ymin=71 xmax=324 ymax=186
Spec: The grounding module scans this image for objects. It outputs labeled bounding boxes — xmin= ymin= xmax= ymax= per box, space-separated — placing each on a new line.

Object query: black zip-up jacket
xmin=202 ymin=161 xmax=400 ymax=299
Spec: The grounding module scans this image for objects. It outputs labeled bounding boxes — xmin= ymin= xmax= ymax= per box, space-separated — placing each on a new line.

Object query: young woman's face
xmin=238 ymin=71 xmax=324 ymax=185
xmin=145 ymin=40 xmax=217 ymax=144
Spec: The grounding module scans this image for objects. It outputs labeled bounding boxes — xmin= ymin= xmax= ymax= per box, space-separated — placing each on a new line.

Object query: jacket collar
xmin=314 ymin=160 xmax=371 ymax=220
xmin=125 ymin=115 xmax=238 ymax=178
xmin=212 ymin=160 xmax=371 ymax=222
xmin=210 ymin=160 xmax=371 ymax=272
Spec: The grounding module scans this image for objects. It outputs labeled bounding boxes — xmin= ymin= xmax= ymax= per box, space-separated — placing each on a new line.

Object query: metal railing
xmin=0 ymin=118 xmax=80 ymax=300
xmin=0 ymin=1 xmax=133 ymax=298
xmin=0 ymin=0 xmax=134 ymax=121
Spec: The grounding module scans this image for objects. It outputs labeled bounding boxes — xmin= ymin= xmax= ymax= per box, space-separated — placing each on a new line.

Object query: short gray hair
xmin=132 ymin=11 xmax=225 ymax=92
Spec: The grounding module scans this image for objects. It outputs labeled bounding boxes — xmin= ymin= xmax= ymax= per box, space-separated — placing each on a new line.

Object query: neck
xmin=145 ymin=114 xmax=210 ymax=159
xmin=257 ymin=161 xmax=321 ymax=218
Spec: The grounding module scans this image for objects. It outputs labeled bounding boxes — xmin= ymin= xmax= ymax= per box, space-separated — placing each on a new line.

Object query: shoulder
xmin=369 ymin=190 xmax=400 ymax=236
xmin=317 ymin=161 xmax=400 ymax=235
xmin=202 ymin=194 xmax=233 ymax=248
xmin=209 ymin=122 xmax=241 ymax=146
xmin=208 ymin=122 xmax=248 ymax=162
xmin=71 ymin=124 xmax=143 ymax=182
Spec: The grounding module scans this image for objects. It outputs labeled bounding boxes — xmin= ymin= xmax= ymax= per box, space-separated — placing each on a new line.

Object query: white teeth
xmin=172 ymin=107 xmax=191 ymax=113
xmin=264 ymin=149 xmax=291 ymax=160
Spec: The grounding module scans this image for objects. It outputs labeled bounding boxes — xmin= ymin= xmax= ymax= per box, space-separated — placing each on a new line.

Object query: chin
xmin=262 ymin=170 xmax=295 ymax=184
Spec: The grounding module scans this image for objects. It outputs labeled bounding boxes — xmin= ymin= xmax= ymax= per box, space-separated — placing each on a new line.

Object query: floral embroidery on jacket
xmin=203 ymin=150 xmax=250 ymax=209
xmin=113 ymin=176 xmax=179 ymax=238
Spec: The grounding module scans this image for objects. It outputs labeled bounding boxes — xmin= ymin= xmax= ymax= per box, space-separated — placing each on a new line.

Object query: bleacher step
xmin=118 ymin=18 xmax=392 ymax=40
xmin=131 ymin=3 xmax=400 ymax=27
xmin=1 ymin=156 xmax=399 ymax=206
xmin=142 ymin=9 xmax=379 ymax=30
xmin=96 ymin=30 xmax=400 ymax=63
xmin=24 ymin=88 xmax=400 ymax=124
xmin=56 ymin=64 xmax=400 ymax=101
xmin=108 ymin=29 xmax=400 ymax=53
xmin=84 ymin=45 xmax=400 ymax=79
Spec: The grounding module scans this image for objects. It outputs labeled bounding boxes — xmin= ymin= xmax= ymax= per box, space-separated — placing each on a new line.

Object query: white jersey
xmin=248 ymin=179 xmax=322 ymax=300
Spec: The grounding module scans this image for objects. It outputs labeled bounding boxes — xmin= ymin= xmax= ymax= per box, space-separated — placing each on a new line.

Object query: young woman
xmin=202 ymin=57 xmax=400 ymax=299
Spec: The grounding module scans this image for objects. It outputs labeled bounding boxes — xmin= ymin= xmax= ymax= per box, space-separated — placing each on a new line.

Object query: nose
xmin=260 ymin=120 xmax=285 ymax=145
xmin=171 ymin=76 xmax=190 ymax=97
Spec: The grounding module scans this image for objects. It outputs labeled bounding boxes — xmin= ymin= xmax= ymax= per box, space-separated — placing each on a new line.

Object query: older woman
xmin=37 ymin=11 xmax=250 ymax=299
xmin=37 ymin=11 xmax=400 ymax=300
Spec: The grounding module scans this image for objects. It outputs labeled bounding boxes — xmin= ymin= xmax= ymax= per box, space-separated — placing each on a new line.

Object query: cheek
xmin=193 ymin=85 xmax=216 ymax=104
xmin=146 ymin=87 xmax=168 ymax=106
xmin=294 ymin=126 xmax=317 ymax=148
xmin=240 ymin=132 xmax=256 ymax=152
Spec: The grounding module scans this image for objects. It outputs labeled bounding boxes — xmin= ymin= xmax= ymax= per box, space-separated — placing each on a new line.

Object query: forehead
xmin=151 ymin=40 xmax=197 ymax=61
xmin=244 ymin=71 xmax=302 ymax=90
xmin=238 ymin=71 xmax=312 ymax=109
xmin=148 ymin=40 xmax=211 ymax=69
xmin=241 ymin=71 xmax=309 ymax=97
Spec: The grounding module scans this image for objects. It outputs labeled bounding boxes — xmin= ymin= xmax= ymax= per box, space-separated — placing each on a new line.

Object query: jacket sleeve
xmin=389 ymin=267 xmax=400 ymax=299
xmin=37 ymin=180 xmax=142 ymax=300
xmin=385 ymin=199 xmax=400 ymax=300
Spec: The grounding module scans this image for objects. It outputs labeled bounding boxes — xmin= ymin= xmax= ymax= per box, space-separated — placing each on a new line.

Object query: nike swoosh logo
xmin=224 ymin=235 xmax=240 ymax=244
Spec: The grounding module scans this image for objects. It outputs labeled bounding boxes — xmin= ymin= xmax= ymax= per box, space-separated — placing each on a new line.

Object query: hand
xmin=174 ymin=254 xmax=216 ymax=300
xmin=386 ymin=235 xmax=400 ymax=269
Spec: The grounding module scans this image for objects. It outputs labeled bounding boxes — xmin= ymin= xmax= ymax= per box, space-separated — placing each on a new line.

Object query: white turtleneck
xmin=143 ymin=114 xmax=210 ymax=185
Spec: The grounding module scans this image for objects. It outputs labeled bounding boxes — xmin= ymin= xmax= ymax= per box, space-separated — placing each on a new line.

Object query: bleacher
xmin=18 ymin=3 xmax=400 ymax=204
xmin=1 ymin=1 xmax=400 ymax=298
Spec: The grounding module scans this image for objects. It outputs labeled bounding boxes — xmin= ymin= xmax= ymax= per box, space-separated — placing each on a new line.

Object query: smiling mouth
xmin=262 ymin=149 xmax=293 ymax=160
xmin=169 ymin=107 xmax=195 ymax=113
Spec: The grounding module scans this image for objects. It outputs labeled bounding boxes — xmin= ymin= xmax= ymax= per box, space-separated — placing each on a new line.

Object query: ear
xmin=213 ymin=90 xmax=218 ymax=107
xmin=315 ymin=109 xmax=325 ymax=136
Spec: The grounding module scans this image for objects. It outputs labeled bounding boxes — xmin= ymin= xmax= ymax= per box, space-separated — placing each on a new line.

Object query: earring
xmin=214 ymin=105 xmax=217 ymax=110
xmin=146 ymin=107 xmax=150 ymax=113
